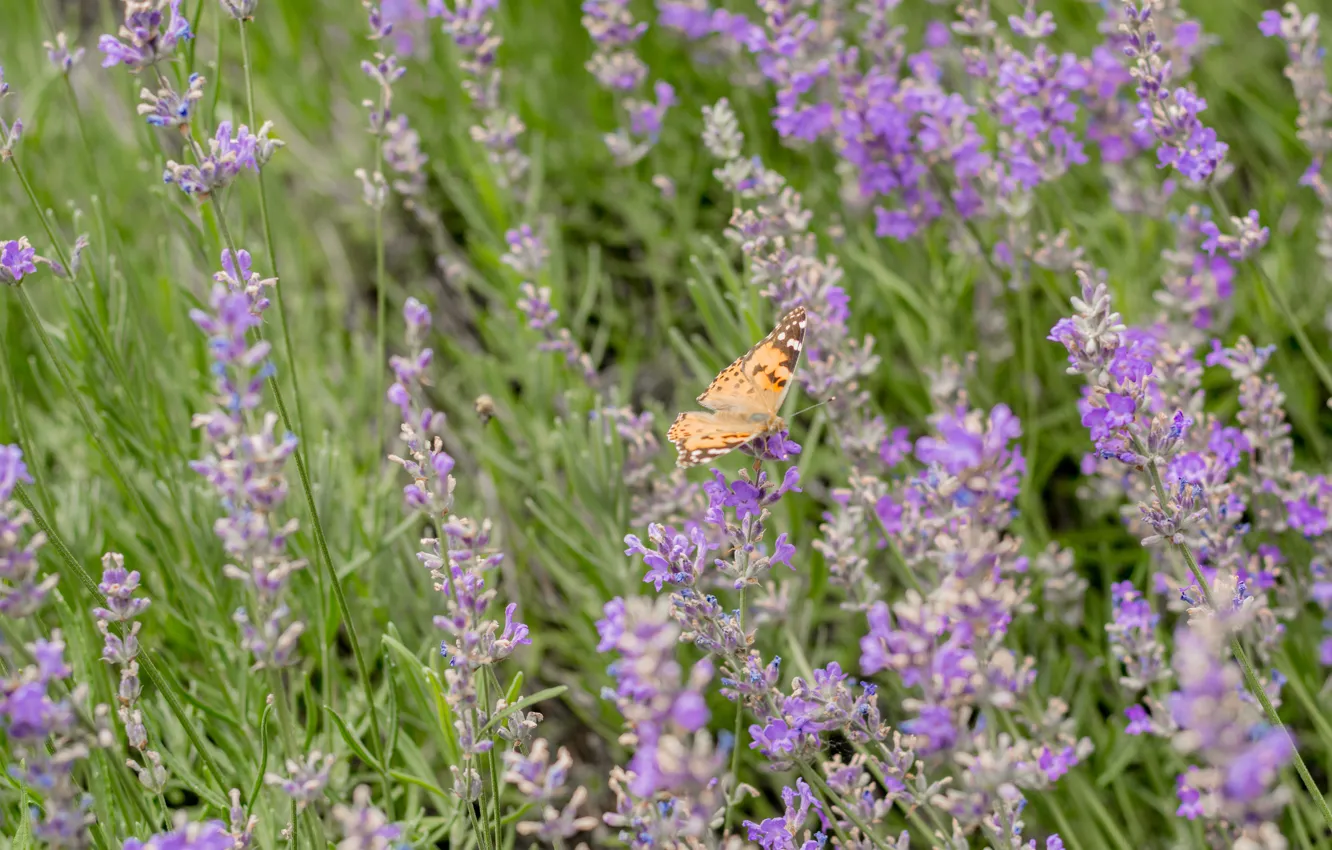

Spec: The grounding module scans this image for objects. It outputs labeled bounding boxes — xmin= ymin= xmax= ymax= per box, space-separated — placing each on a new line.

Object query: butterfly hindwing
xmin=695 ymin=306 xmax=806 ymax=415
xmin=667 ymin=411 xmax=763 ymax=468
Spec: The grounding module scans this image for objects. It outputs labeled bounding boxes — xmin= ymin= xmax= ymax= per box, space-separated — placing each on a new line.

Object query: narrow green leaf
xmin=324 ymin=705 xmax=382 ymax=772
xmin=480 ymin=685 xmax=568 ymax=734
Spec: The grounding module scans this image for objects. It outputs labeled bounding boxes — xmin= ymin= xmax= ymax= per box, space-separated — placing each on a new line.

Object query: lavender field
xmin=3 ymin=0 xmax=1332 ymax=847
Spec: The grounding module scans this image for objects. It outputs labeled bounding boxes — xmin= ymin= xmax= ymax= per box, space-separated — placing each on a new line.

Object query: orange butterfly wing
xmin=669 ymin=306 xmax=807 ymax=468
xmin=695 ymin=306 xmax=807 ymax=415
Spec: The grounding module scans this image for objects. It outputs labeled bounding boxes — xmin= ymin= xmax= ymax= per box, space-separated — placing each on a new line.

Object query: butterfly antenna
xmin=790 ymin=396 xmax=836 ymax=418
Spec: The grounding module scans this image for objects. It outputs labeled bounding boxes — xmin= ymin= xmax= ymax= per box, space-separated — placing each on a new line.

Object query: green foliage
xmin=2 ymin=0 xmax=1332 ymax=847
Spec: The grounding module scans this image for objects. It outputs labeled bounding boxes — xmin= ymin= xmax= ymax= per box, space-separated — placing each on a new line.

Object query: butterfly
xmin=667 ymin=305 xmax=806 ymax=468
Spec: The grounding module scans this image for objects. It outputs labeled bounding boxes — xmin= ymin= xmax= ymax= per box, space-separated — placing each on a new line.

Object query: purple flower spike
xmin=191 ymin=253 xmax=305 ymax=670
xmin=99 ymin=0 xmax=193 ymax=72
xmin=1 ymin=238 xmax=41 ymax=284
xmin=739 ymin=429 xmax=803 ymax=462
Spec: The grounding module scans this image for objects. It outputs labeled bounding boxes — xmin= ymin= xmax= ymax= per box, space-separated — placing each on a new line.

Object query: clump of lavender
xmin=163 ymin=119 xmax=284 ymax=198
xmin=1120 ymin=0 xmax=1227 ymax=183
xmin=98 ymin=0 xmax=192 ymax=72
xmin=0 ymin=447 xmax=108 ymax=845
xmin=506 ymin=224 xmax=597 ymax=383
xmin=595 ymin=594 xmax=727 ymax=844
xmin=94 ymin=552 xmax=167 ymax=793
xmin=854 ymin=401 xmax=1091 ymax=840
xmin=45 ymin=33 xmax=85 ymax=75
xmin=432 ymin=0 xmax=530 ymax=187
xmin=582 ymin=0 xmax=677 ymax=166
xmin=623 ymin=460 xmax=972 ymax=846
xmin=332 ymin=784 xmax=407 ymax=848
xmin=386 ymin=299 xmax=533 ymax=810
xmin=1261 ymin=4 xmax=1332 ymax=279
xmin=1168 ymin=621 xmax=1292 ymax=842
xmin=1 ymin=444 xmax=56 ymax=614
xmin=361 ymin=4 xmax=429 ymax=201
xmin=189 ymin=249 xmax=306 ymax=669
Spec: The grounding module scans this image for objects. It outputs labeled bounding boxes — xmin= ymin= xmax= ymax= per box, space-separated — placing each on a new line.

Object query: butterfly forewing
xmin=694 ymin=306 xmax=806 ymax=415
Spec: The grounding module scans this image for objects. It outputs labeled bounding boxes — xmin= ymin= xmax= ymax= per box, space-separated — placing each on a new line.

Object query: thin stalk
xmin=213 ymin=208 xmax=393 ymax=813
xmin=722 ymin=586 xmax=746 ymax=836
xmin=1206 ymin=186 xmax=1332 ymax=397
xmin=6 ymin=154 xmax=187 ymax=516
xmin=799 ymin=760 xmax=894 ymax=850
xmin=57 ymin=74 xmax=111 ymax=308
xmin=373 ymin=146 xmax=388 ymax=484
xmin=1137 ymin=442 xmax=1332 ymax=833
xmin=236 ymin=12 xmax=330 ymax=757
xmin=237 ymin=20 xmax=309 ymax=467
xmin=8 ymin=283 xmax=179 ymax=599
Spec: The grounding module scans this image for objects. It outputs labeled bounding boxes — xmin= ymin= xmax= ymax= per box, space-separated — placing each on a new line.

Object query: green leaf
xmin=324 ymin=705 xmax=382 ymax=773
xmin=480 ymin=685 xmax=568 ymax=734
xmin=12 ymin=789 xmax=34 ymax=850
xmin=388 ymin=769 xmax=449 ymax=800
xmin=245 ymin=700 xmax=275 ymax=817
xmin=504 ymin=671 xmax=524 ymax=706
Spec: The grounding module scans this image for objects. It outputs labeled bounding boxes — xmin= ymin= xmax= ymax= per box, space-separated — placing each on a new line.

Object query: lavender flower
xmin=0 ymin=69 xmax=20 ymax=161
xmin=164 ymin=120 xmax=284 ymax=198
xmin=1 ymin=632 xmax=104 ymax=846
xmin=0 ymin=444 xmax=57 ymax=617
xmin=138 ymin=72 xmax=205 ymax=129
xmin=219 ymin=0 xmax=261 ymax=20
xmin=99 ymin=0 xmax=193 ymax=72
xmin=1261 ymin=4 xmax=1332 ymax=278
xmin=1199 ymin=208 xmax=1269 ymax=261
xmin=94 ymin=552 xmax=167 ymax=792
xmin=44 ymin=32 xmax=85 ymax=74
xmin=742 ymin=778 xmax=826 ymax=849
xmin=1105 ymin=580 xmax=1167 ymax=691
xmin=386 ymin=299 xmax=534 ymax=805
xmin=503 ymin=740 xmax=600 ymax=842
xmin=362 ymin=10 xmax=430 ymax=199
xmin=584 ymin=0 xmax=676 ymax=165
xmin=596 ymin=595 xmax=726 ymax=844
xmin=124 ymin=819 xmax=236 ymax=850
xmin=1 ymin=237 xmax=45 ymax=285
xmin=331 ymin=785 xmax=406 ymax=849
xmin=266 ymin=751 xmax=335 ymax=810
xmin=1120 ymin=0 xmax=1228 ymax=182
xmin=1167 ymin=622 xmax=1292 ymax=835
xmin=189 ymin=251 xmax=306 ymax=669
xmin=433 ymin=0 xmax=529 ymax=186
xmin=507 ymin=226 xmax=599 ymax=384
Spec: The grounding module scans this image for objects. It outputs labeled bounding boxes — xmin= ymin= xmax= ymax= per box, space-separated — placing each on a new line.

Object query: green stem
xmin=1206 ymin=186 xmax=1332 ymax=397
xmin=237 ymin=20 xmax=309 ymax=468
xmin=7 ymin=284 xmax=180 ymax=592
xmin=1138 ymin=444 xmax=1332 ymax=833
xmin=799 ymin=760 xmax=893 ymax=850
xmin=722 ymin=586 xmax=746 ymax=836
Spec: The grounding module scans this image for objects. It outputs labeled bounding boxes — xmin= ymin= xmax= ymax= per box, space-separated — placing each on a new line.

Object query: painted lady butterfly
xmin=667 ymin=306 xmax=806 ymax=468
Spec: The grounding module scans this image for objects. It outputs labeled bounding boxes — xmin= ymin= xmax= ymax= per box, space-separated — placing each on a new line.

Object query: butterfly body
xmin=667 ymin=306 xmax=806 ymax=468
